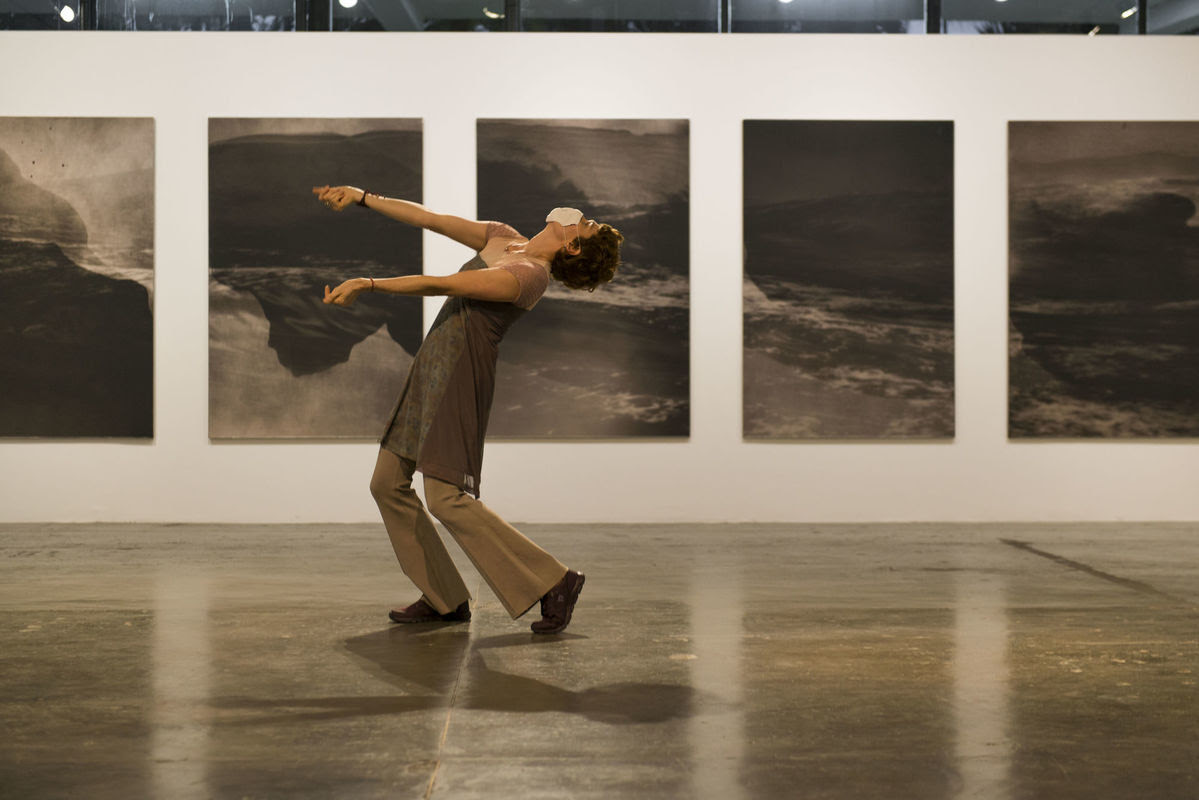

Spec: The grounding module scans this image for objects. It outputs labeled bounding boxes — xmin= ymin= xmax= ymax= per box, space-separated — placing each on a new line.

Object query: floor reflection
xmin=953 ymin=570 xmax=1012 ymax=800
xmin=3 ymin=523 xmax=1192 ymax=799
xmin=152 ymin=571 xmax=211 ymax=800
xmin=688 ymin=565 xmax=746 ymax=800
xmin=209 ymin=694 xmax=446 ymax=726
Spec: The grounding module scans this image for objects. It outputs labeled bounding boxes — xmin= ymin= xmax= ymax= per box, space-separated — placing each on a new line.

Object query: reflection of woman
xmin=313 ymin=184 xmax=623 ymax=634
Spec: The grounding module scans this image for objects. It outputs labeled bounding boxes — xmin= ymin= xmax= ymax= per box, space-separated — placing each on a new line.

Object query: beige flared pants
xmin=369 ymin=448 xmax=567 ymax=619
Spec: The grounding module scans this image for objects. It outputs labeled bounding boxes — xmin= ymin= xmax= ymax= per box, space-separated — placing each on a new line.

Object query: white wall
xmin=0 ymin=33 xmax=1196 ymax=523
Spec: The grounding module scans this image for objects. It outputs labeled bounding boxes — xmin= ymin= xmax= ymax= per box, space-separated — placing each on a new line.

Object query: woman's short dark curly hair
xmin=550 ymin=224 xmax=624 ymax=291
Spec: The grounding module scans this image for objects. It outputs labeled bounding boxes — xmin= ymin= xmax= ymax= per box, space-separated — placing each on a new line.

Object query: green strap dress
xmin=380 ymin=222 xmax=550 ymax=497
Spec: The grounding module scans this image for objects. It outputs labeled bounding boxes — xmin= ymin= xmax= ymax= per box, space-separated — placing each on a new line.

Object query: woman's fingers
xmin=314 ymin=185 xmax=345 ymax=211
xmin=323 ymin=282 xmax=357 ymax=307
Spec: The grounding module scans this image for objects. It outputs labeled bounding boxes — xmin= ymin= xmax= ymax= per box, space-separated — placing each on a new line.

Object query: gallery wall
xmin=0 ymin=32 xmax=1196 ymax=524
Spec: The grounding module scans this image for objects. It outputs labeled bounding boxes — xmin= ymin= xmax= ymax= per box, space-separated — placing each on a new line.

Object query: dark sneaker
xmin=531 ymin=570 xmax=585 ymax=635
xmin=389 ymin=598 xmax=471 ymax=624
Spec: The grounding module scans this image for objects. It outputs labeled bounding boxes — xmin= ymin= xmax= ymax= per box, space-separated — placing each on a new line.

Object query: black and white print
xmin=477 ymin=119 xmax=690 ymax=438
xmin=0 ymin=117 xmax=154 ymax=438
xmin=743 ymin=120 xmax=955 ymax=439
xmin=209 ymin=118 xmax=423 ymax=438
xmin=1009 ymin=121 xmax=1199 ymax=438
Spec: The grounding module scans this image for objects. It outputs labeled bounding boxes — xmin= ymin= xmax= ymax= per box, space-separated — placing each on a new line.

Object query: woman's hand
xmin=312 ymin=185 xmax=364 ymax=212
xmin=323 ymin=278 xmax=369 ymax=307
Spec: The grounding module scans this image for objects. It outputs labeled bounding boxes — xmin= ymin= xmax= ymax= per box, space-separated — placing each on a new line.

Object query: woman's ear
xmin=565 ymin=236 xmax=582 ymax=256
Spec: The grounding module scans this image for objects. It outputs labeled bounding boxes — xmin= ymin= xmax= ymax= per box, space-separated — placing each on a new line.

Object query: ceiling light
xmin=778 ymin=0 xmax=795 ymax=4
xmin=1087 ymin=24 xmax=1101 ymax=35
xmin=1121 ymin=6 xmax=1137 ymax=18
xmin=482 ymin=6 xmax=505 ymax=18
xmin=337 ymin=0 xmax=357 ymax=7
xmin=58 ymin=4 xmax=75 ymax=21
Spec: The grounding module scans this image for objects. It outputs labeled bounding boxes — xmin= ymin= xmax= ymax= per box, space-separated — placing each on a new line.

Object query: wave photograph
xmin=0 ymin=117 xmax=154 ymax=438
xmin=1009 ymin=122 xmax=1199 ymax=438
xmin=208 ymin=119 xmax=423 ymax=438
xmin=477 ymin=119 xmax=690 ymax=438
xmin=743 ymin=120 xmax=955 ymax=439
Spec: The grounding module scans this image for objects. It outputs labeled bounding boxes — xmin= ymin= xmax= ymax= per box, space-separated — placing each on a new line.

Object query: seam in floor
xmin=1000 ymin=538 xmax=1196 ymax=607
xmin=424 ymin=578 xmax=484 ymax=798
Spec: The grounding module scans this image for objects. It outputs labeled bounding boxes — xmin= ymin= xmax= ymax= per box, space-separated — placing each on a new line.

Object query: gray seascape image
xmin=743 ymin=120 xmax=955 ymax=439
xmin=477 ymin=119 xmax=690 ymax=438
xmin=208 ymin=118 xmax=423 ymax=439
xmin=0 ymin=117 xmax=154 ymax=438
xmin=1009 ymin=121 xmax=1199 ymax=438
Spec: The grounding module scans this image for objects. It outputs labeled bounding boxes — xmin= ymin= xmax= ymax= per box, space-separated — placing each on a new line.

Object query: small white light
xmin=995 ymin=0 xmax=1008 ymax=4
xmin=778 ymin=0 xmax=795 ymax=4
xmin=338 ymin=0 xmax=357 ymax=7
xmin=1087 ymin=24 xmax=1101 ymax=35
xmin=1121 ymin=6 xmax=1137 ymax=18
xmin=59 ymin=4 xmax=75 ymax=21
xmin=482 ymin=6 xmax=504 ymax=18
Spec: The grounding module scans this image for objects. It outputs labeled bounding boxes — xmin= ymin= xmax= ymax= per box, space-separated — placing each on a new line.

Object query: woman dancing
xmin=314 ymin=184 xmax=623 ymax=634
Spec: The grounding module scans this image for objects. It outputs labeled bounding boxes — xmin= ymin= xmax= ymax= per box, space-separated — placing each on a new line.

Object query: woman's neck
xmin=504 ymin=243 xmax=550 ymax=264
xmin=515 ymin=225 xmax=560 ymax=263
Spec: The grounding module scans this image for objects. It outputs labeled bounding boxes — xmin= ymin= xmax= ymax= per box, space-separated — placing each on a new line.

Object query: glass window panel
xmin=332 ymin=0 xmax=504 ymax=31
xmin=1 ymin=0 xmax=83 ymax=29
xmin=942 ymin=0 xmax=1134 ymax=33
xmin=731 ymin=0 xmax=925 ymax=33
xmin=96 ymin=0 xmax=295 ymax=30
xmin=1146 ymin=0 xmax=1199 ymax=33
xmin=521 ymin=0 xmax=719 ymax=32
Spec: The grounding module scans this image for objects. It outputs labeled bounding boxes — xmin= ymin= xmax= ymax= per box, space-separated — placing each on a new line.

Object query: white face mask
xmin=545 ymin=207 xmax=584 ymax=229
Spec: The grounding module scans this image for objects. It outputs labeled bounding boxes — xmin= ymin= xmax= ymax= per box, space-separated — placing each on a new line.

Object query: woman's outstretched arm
xmin=312 ymin=184 xmax=489 ymax=250
xmin=324 ymin=268 xmax=520 ymax=307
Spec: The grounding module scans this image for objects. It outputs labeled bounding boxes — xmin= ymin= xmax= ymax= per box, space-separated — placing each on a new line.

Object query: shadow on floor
xmin=343 ymin=624 xmax=472 ymax=693
xmin=463 ymin=653 xmax=695 ymax=725
xmin=211 ymin=625 xmax=697 ymax=727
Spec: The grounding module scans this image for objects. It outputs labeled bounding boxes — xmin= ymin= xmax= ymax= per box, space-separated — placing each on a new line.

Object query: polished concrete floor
xmin=1 ymin=522 xmax=1196 ymax=799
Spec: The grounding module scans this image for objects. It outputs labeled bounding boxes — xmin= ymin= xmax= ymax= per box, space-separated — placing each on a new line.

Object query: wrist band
xmin=357 ymin=190 xmax=370 ymax=207
xmin=369 ymin=277 xmax=375 ymax=292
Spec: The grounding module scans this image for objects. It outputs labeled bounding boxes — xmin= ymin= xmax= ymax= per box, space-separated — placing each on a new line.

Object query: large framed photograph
xmin=477 ymin=119 xmax=690 ymax=438
xmin=743 ymin=120 xmax=955 ymax=439
xmin=0 ymin=117 xmax=154 ymax=438
xmin=208 ymin=118 xmax=423 ymax=439
xmin=1009 ymin=121 xmax=1199 ymax=438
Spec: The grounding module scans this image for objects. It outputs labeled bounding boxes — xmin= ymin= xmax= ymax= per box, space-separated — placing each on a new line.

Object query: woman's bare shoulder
xmin=484 ymin=220 xmax=524 ymax=242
